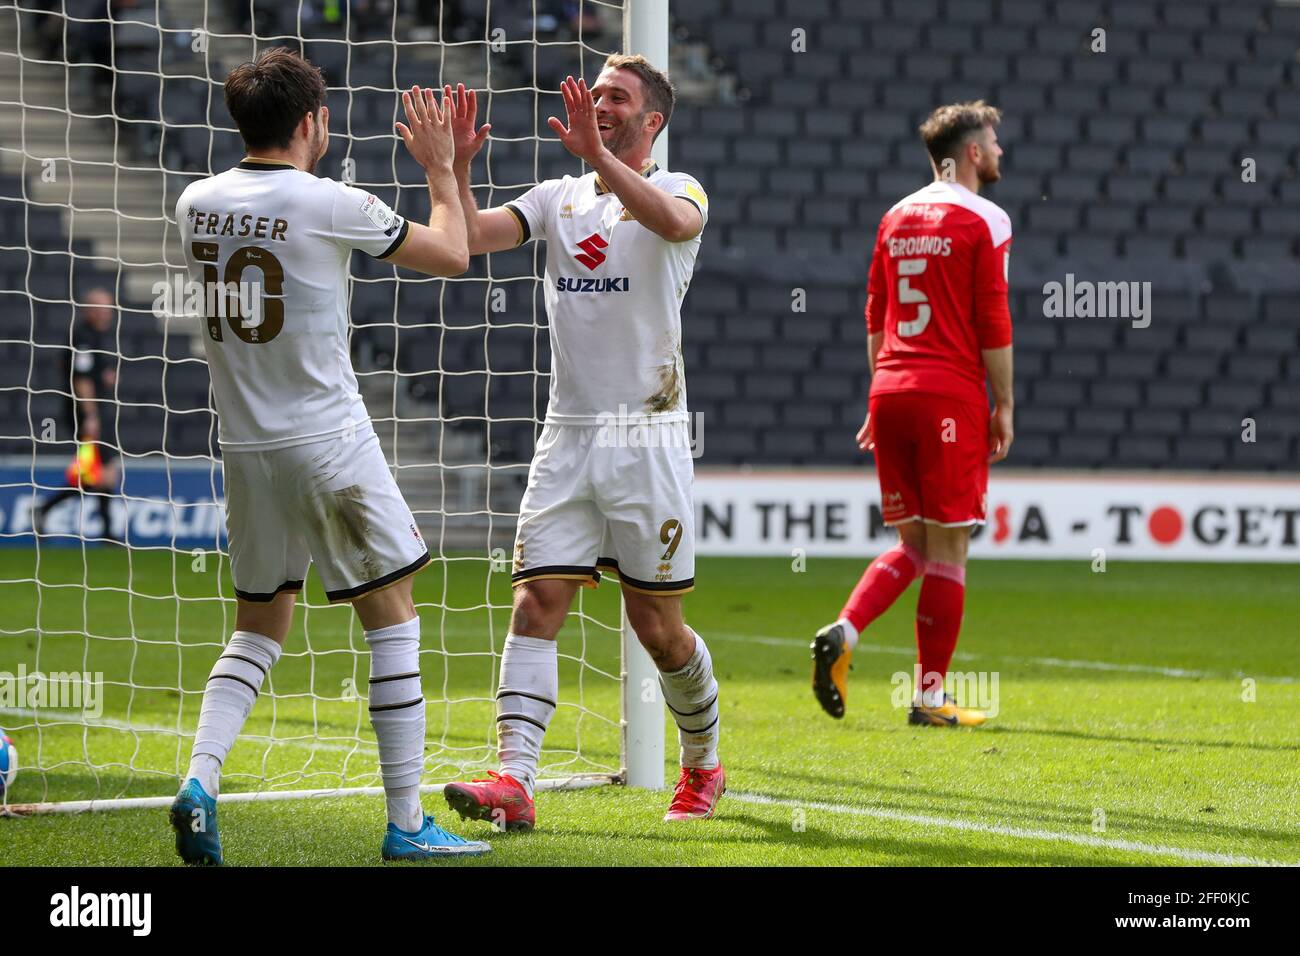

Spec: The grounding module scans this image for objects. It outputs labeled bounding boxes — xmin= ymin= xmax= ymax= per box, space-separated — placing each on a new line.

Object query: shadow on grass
xmin=742 ymin=766 xmax=1300 ymax=852
xmin=981 ymin=722 xmax=1300 ymax=754
xmin=3 ymin=782 xmax=1268 ymax=867
xmin=523 ymin=811 xmax=1142 ymax=867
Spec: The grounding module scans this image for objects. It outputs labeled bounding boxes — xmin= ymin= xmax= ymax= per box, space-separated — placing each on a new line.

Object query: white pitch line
xmin=728 ymin=790 xmax=1294 ymax=867
xmin=708 ymin=632 xmax=1297 ymax=685
xmin=0 ymin=707 xmax=376 ymax=755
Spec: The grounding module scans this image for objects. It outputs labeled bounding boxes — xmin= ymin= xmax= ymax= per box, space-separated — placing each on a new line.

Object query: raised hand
xmin=547 ymin=75 xmax=604 ymax=163
xmin=396 ymin=85 xmax=455 ymax=173
xmin=444 ymin=82 xmax=491 ymax=169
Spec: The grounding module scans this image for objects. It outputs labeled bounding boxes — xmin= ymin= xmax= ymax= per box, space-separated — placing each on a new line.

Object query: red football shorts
xmin=869 ymin=390 xmax=989 ymax=527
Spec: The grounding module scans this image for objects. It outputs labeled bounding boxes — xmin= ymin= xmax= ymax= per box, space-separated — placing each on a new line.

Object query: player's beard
xmin=305 ymin=120 xmax=327 ymax=175
xmin=977 ymin=154 xmax=1001 ymax=185
xmin=603 ymin=114 xmax=643 ymax=162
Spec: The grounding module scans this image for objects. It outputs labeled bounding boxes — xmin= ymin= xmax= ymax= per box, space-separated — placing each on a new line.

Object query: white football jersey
xmin=506 ymin=162 xmax=707 ymax=426
xmin=176 ymin=158 xmax=410 ymax=450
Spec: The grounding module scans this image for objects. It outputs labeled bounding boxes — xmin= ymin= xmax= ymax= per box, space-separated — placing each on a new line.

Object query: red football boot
xmin=663 ymin=763 xmax=726 ymax=821
xmin=443 ymin=771 xmax=536 ymax=832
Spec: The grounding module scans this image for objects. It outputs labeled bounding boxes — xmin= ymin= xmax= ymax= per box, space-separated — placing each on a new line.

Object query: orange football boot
xmin=811 ymin=622 xmax=853 ymax=718
xmin=908 ymin=692 xmax=988 ymax=727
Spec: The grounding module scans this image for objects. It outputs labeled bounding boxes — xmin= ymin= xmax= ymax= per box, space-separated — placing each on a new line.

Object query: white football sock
xmin=915 ymin=667 xmax=947 ymax=708
xmin=920 ymin=686 xmax=948 ymax=708
xmin=836 ymin=617 xmax=860 ymax=651
xmin=187 ymin=630 xmax=282 ymax=797
xmin=658 ymin=628 xmax=720 ymax=770
xmin=496 ymin=633 xmax=557 ymax=798
xmin=365 ymin=616 xmax=425 ymax=833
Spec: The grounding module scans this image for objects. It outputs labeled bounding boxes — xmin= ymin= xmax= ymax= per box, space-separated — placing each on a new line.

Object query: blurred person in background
xmin=33 ymin=286 xmax=123 ymax=542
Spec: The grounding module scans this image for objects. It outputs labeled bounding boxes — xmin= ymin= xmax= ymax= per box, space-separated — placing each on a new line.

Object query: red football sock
xmin=840 ymin=541 xmax=923 ymax=634
xmin=915 ymin=561 xmax=966 ymax=702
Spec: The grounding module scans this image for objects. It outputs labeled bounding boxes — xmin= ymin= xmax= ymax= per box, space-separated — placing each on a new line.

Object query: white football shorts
xmin=222 ymin=425 xmax=430 ymax=604
xmin=512 ymin=420 xmax=695 ymax=596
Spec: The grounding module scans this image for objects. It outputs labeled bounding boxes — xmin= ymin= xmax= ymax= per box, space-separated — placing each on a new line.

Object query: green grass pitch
xmin=1 ymin=547 xmax=1297 ymax=866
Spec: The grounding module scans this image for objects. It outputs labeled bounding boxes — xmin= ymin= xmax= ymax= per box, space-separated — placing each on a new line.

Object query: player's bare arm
xmin=982 ymin=344 xmax=1014 ymax=463
xmin=856 ymin=330 xmax=885 ymax=451
xmin=445 ymin=82 xmax=525 ymax=255
xmin=391 ymin=85 xmax=470 ymax=276
xmin=550 ymin=76 xmax=702 ymax=242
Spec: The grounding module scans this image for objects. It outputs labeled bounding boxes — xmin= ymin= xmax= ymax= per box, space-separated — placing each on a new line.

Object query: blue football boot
xmin=169 ymin=777 xmax=223 ymax=865
xmin=381 ymin=813 xmax=492 ymax=860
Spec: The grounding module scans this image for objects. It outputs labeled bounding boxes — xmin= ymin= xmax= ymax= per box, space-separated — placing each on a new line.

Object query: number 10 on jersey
xmin=192 ymin=241 xmax=286 ymax=344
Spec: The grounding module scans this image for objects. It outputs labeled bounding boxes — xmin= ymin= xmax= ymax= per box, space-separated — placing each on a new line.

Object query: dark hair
xmin=224 ymin=47 xmax=326 ymax=151
xmin=603 ymin=53 xmax=676 ymax=141
xmin=919 ymin=100 xmax=1002 ymax=166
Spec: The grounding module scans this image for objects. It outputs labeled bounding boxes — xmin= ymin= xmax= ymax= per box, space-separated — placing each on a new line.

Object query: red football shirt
xmin=865 ymin=181 xmax=1013 ymax=409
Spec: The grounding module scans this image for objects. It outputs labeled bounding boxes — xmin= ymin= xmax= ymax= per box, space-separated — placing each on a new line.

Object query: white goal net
xmin=0 ymin=0 xmax=648 ymax=813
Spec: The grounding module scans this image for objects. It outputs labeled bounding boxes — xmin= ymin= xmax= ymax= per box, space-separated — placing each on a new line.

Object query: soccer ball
xmin=0 ymin=730 xmax=16 ymax=800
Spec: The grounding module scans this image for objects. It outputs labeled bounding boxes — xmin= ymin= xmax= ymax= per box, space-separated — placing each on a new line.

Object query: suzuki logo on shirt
xmin=556 ymin=276 xmax=629 ymax=292
xmin=574 ymin=232 xmax=609 ymax=270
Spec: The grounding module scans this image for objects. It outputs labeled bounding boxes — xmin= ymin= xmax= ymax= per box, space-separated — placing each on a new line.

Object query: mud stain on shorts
xmin=313 ymin=483 xmax=380 ymax=581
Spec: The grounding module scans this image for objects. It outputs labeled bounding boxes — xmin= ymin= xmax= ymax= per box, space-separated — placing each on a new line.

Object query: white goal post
xmin=0 ymin=0 xmax=670 ymax=816
xmin=618 ymin=0 xmax=667 ymax=793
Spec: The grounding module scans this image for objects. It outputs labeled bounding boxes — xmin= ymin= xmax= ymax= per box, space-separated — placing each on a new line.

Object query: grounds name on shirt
xmin=555 ymin=276 xmax=631 ymax=292
xmin=887 ymin=235 xmax=953 ymax=257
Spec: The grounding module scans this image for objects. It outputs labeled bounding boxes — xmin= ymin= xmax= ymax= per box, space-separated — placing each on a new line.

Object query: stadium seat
xmin=0 ymin=0 xmax=1294 ymax=475
xmin=1055 ymin=435 xmax=1112 ymax=468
